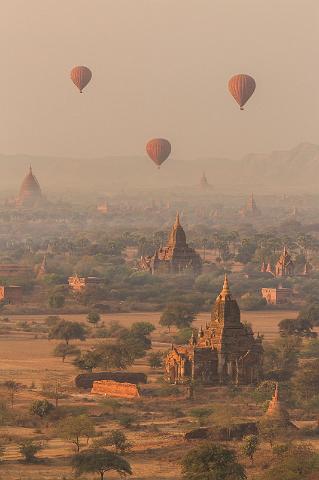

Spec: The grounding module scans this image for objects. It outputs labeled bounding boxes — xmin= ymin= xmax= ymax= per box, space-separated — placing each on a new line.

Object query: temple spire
xmin=219 ymin=274 xmax=231 ymax=299
xmin=274 ymin=382 xmax=279 ymax=401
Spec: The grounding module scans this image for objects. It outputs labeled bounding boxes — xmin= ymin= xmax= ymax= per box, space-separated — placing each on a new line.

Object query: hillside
xmin=1 ymin=143 xmax=318 ymax=196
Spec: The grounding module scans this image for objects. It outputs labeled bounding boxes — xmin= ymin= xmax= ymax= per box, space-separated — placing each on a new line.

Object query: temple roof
xmin=200 ymin=172 xmax=209 ymax=187
xmin=265 ymin=383 xmax=290 ymax=424
xmin=211 ymin=275 xmax=241 ymax=327
xmin=277 ymin=247 xmax=293 ymax=267
xmin=167 ymin=212 xmax=187 ymax=247
xmin=217 ymin=274 xmax=232 ymax=301
xmin=17 ymin=166 xmax=42 ymax=205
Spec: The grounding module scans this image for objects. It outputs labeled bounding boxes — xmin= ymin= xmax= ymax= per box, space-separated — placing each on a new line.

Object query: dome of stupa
xmin=16 ymin=166 xmax=43 ymax=206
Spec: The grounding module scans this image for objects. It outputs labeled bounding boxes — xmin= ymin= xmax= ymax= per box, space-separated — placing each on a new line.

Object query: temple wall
xmin=91 ymin=380 xmax=140 ymax=399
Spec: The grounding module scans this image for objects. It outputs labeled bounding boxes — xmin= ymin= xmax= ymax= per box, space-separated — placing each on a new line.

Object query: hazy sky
xmin=1 ymin=0 xmax=318 ymax=160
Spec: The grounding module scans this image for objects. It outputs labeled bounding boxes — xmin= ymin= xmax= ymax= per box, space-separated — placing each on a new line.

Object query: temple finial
xmin=219 ymin=274 xmax=231 ymax=299
xmin=274 ymin=383 xmax=279 ymax=401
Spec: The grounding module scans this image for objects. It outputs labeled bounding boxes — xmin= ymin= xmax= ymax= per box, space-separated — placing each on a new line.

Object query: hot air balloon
xmin=146 ymin=138 xmax=171 ymax=168
xmin=228 ymin=74 xmax=256 ymax=110
xmin=70 ymin=66 xmax=92 ymax=93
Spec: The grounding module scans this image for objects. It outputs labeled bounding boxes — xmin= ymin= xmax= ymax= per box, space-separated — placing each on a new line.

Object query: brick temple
xmin=165 ymin=276 xmax=263 ymax=385
xmin=16 ymin=166 xmax=43 ymax=207
xmin=139 ymin=213 xmax=202 ymax=275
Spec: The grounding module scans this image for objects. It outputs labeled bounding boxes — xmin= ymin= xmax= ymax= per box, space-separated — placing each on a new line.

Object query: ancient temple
xmin=265 ymin=384 xmax=290 ymax=423
xmin=139 ymin=213 xmax=202 ymax=275
xmin=240 ymin=193 xmax=260 ymax=217
xmin=303 ymin=261 xmax=312 ymax=276
xmin=37 ymin=255 xmax=48 ymax=279
xmin=97 ymin=199 xmax=108 ymax=214
xmin=200 ymin=172 xmax=210 ymax=189
xmin=16 ymin=166 xmax=43 ymax=207
xmin=275 ymin=247 xmax=294 ymax=277
xmin=165 ymin=276 xmax=263 ymax=385
xmin=264 ymin=384 xmax=297 ymax=430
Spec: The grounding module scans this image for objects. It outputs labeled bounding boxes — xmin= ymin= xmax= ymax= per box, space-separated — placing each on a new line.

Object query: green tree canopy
xmin=72 ymin=448 xmax=132 ymax=480
xmin=53 ymin=343 xmax=80 ymax=362
xmin=261 ymin=443 xmax=319 ymax=480
xmin=30 ymin=399 xmax=54 ymax=419
xmin=181 ymin=443 xmax=246 ymax=480
xmin=87 ymin=311 xmax=101 ymax=326
xmin=57 ymin=414 xmax=95 ymax=452
xmin=48 ymin=320 xmax=86 ymax=345
xmin=160 ymin=303 xmax=197 ymax=330
xmin=278 ymin=318 xmax=317 ymax=338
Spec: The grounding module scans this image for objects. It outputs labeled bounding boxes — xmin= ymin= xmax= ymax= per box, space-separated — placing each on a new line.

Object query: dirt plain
xmin=0 ymin=309 xmax=310 ymax=480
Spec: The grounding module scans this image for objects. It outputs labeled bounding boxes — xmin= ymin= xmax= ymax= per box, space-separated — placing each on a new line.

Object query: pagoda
xmin=37 ymin=255 xmax=48 ymax=279
xmin=240 ymin=193 xmax=260 ymax=217
xmin=139 ymin=213 xmax=202 ymax=275
xmin=264 ymin=384 xmax=297 ymax=430
xmin=165 ymin=276 xmax=263 ymax=385
xmin=16 ymin=166 xmax=43 ymax=207
xmin=200 ymin=172 xmax=210 ymax=189
xmin=275 ymin=247 xmax=294 ymax=277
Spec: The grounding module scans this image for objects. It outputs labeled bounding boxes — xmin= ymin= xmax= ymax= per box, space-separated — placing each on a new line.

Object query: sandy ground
xmin=0 ymin=309 xmax=304 ymax=479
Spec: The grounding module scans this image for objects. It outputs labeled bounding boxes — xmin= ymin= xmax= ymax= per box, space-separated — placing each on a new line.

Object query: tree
xmin=2 ymin=380 xmax=24 ymax=408
xmin=263 ymin=336 xmax=301 ymax=381
xmin=189 ymin=408 xmax=213 ymax=427
xmin=19 ymin=440 xmax=43 ymax=463
xmin=41 ymin=379 xmax=68 ymax=407
xmin=147 ymin=351 xmax=163 ymax=369
xmin=252 ymin=381 xmax=276 ymax=405
xmin=209 ymin=403 xmax=237 ymax=441
xmin=49 ymin=294 xmax=65 ymax=309
xmin=87 ymin=311 xmax=101 ymax=327
xmin=298 ymin=302 xmax=319 ymax=326
xmin=160 ymin=303 xmax=197 ymax=331
xmin=73 ymin=349 xmax=101 ymax=372
xmin=48 ymin=320 xmax=86 ymax=345
xmin=258 ymin=418 xmax=287 ymax=447
xmin=72 ymin=448 xmax=132 ymax=480
xmin=239 ymin=293 xmax=266 ymax=311
xmin=94 ymin=430 xmax=132 ymax=454
xmin=181 ymin=443 xmax=246 ymax=480
xmin=261 ymin=443 xmax=319 ymax=480
xmin=53 ymin=342 xmax=80 ymax=362
xmin=57 ymin=414 xmax=95 ymax=452
xmin=93 ymin=343 xmax=134 ymax=370
xmin=45 ymin=315 xmax=61 ymax=327
xmin=30 ymin=399 xmax=54 ymax=420
xmin=159 ymin=311 xmax=174 ymax=332
xmin=278 ymin=318 xmax=317 ymax=338
xmin=293 ymin=358 xmax=319 ymax=401
xmin=116 ymin=322 xmax=155 ymax=359
xmin=242 ymin=435 xmax=259 ymax=464
xmin=95 ymin=322 xmax=156 ymax=366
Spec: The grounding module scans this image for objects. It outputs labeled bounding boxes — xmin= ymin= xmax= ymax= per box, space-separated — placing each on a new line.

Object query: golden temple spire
xmin=175 ymin=211 xmax=181 ymax=227
xmin=219 ymin=274 xmax=231 ymax=299
xmin=274 ymin=382 xmax=279 ymax=401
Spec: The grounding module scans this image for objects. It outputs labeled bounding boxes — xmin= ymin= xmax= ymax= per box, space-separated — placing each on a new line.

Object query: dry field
xmin=0 ymin=309 xmax=306 ymax=480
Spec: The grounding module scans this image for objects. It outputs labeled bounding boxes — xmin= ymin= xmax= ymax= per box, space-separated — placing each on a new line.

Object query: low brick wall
xmin=75 ymin=371 xmax=147 ymax=390
xmin=91 ymin=380 xmax=140 ymax=399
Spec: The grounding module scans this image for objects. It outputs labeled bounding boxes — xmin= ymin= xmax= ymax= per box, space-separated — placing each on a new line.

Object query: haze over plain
xmin=0 ymin=0 xmax=319 ymax=191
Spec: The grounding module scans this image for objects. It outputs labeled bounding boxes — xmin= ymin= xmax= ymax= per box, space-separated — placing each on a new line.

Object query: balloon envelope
xmin=228 ymin=74 xmax=256 ymax=109
xmin=70 ymin=66 xmax=92 ymax=93
xmin=146 ymin=138 xmax=171 ymax=167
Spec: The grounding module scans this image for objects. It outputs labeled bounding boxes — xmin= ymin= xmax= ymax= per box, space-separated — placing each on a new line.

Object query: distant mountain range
xmin=0 ymin=142 xmax=318 ymax=197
